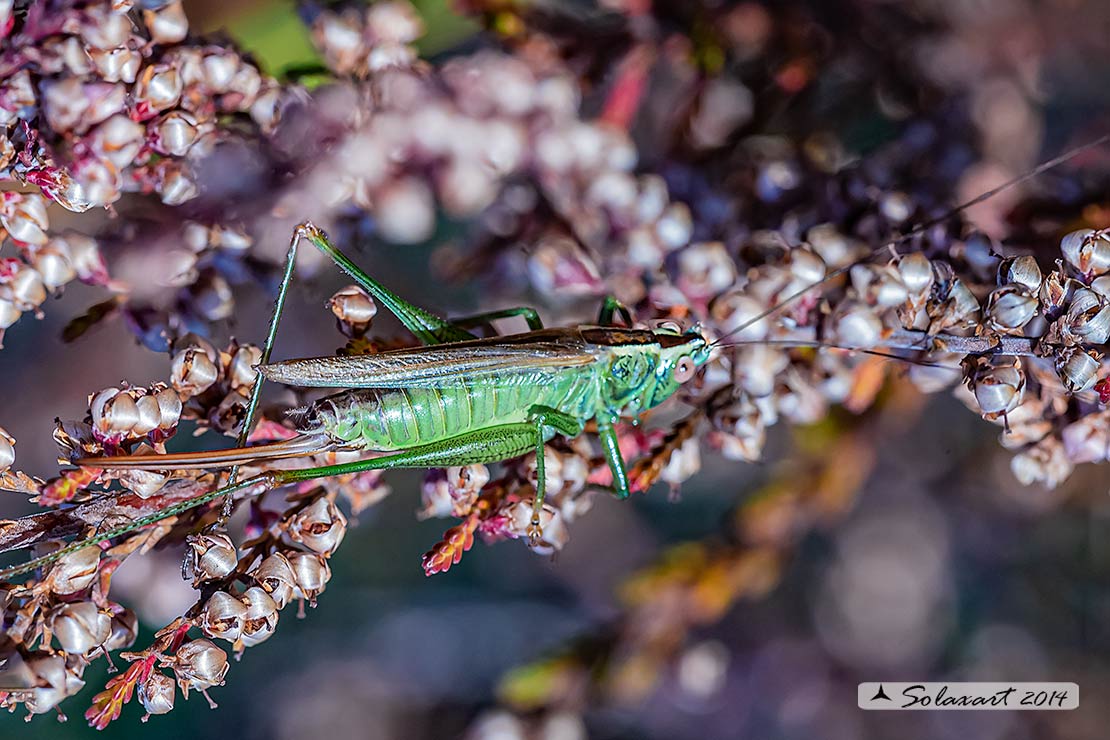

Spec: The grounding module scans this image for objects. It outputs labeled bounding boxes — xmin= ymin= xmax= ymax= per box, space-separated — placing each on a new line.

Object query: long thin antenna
xmin=710 ymin=132 xmax=1110 ymax=349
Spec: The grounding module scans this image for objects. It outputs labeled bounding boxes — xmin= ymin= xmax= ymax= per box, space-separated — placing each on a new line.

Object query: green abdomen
xmin=309 ymin=369 xmax=599 ymax=450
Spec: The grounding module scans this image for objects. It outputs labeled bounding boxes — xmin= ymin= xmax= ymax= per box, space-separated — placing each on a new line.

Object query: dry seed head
xmin=228 ymin=344 xmax=262 ymax=391
xmin=1 ymin=192 xmax=50 ymax=245
xmin=22 ymin=653 xmax=86 ymax=715
xmin=46 ymin=545 xmax=101 ymax=595
xmin=1062 ymin=288 xmax=1110 ymax=345
xmin=0 ymin=297 xmax=20 ymax=333
xmin=212 ymin=388 xmax=250 ymax=434
xmin=31 ymin=245 xmax=77 ymax=291
xmin=367 ymin=0 xmax=425 ymax=44
xmin=133 ymin=394 xmax=163 ymax=435
xmin=288 ymin=551 xmax=331 ymax=602
xmin=171 ymin=346 xmax=219 ymax=396
xmin=676 ymin=242 xmax=738 ymax=301
xmin=88 ymin=47 xmax=141 ymax=84
xmin=1091 ymin=274 xmax=1110 ymax=299
xmin=201 ymin=51 xmax=242 ymax=92
xmin=313 ymin=10 xmax=367 ymax=75
xmin=1011 ymin=437 xmax=1073 ymax=489
xmin=57 ymin=233 xmax=107 ymax=283
xmin=1039 ymin=269 xmax=1077 ymax=315
xmin=48 ymin=602 xmax=111 ymax=655
xmin=287 ymin=498 xmax=347 ymax=555
xmin=734 ymin=344 xmax=789 ymax=397
xmin=1054 ymin=346 xmax=1101 ymax=393
xmin=134 ymin=64 xmax=183 ymax=112
xmin=171 ymin=639 xmax=229 ymax=694
xmin=119 ymin=466 xmax=169 ymax=498
xmin=0 ymin=132 xmax=13 ymax=170
xmin=211 ymin=225 xmax=252 ymax=252
xmin=81 ymin=4 xmax=132 ymax=49
xmin=374 ymin=177 xmax=436 ymax=244
xmin=151 ymin=110 xmax=199 ymax=156
xmin=238 ymin=586 xmax=280 ymax=647
xmin=251 ymin=552 xmax=296 ymax=609
xmin=186 ymin=533 xmax=238 ymax=586
xmin=831 ymin=302 xmax=883 ymax=348
xmin=1061 ymin=229 xmax=1110 ymax=277
xmin=897 ymin=252 xmax=933 ymax=296
xmin=970 ymin=360 xmax=1025 ymax=418
xmin=91 ymin=113 xmax=144 ymax=169
xmin=7 ymin=262 xmax=47 ymax=310
xmin=986 ymin=285 xmax=1038 ymax=331
xmin=787 ymin=247 xmax=827 ymax=285
xmin=999 ymin=255 xmax=1042 ymax=292
xmin=660 ymin=438 xmax=702 ymax=487
xmin=850 ymin=263 xmax=909 ymax=307
xmin=90 ymin=387 xmax=140 ymax=440
xmin=104 ymin=608 xmax=138 ymax=652
xmin=0 ymin=424 xmax=14 ymax=471
xmin=139 ymin=672 xmax=176 ymax=718
xmin=144 ymin=0 xmax=189 ymax=44
xmin=154 ymin=385 xmax=183 ymax=427
xmin=447 ymin=463 xmax=490 ymax=497
xmin=420 ymin=469 xmax=456 ymax=519
xmin=806 ymin=224 xmax=861 ymax=268
xmin=200 ymin=590 xmax=248 ymax=643
xmin=709 ymin=291 xmax=768 ymax=341
xmin=1061 ymin=413 xmax=1110 ymax=464
xmin=158 ymin=162 xmax=198 ymax=206
xmin=328 ymin=285 xmax=378 ymax=337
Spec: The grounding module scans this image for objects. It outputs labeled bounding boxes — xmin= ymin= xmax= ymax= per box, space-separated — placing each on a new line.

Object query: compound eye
xmin=673 ymin=356 xmax=696 ymax=383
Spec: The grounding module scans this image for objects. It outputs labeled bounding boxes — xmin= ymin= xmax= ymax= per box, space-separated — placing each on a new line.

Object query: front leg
xmin=596 ymin=418 xmax=631 ymax=499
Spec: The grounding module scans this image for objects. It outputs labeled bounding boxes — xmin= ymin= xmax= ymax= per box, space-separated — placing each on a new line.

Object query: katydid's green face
xmin=647 ymin=325 xmax=711 ymax=408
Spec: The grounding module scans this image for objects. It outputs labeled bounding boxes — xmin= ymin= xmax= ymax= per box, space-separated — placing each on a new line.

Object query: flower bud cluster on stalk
xmin=0 ymin=0 xmax=284 ymax=345
xmin=0 ymin=0 xmax=1107 ymax=728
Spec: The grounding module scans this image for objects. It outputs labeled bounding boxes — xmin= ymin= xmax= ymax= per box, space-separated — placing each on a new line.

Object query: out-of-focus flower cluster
xmin=0 ymin=0 xmax=282 ymax=347
xmin=0 ymin=0 xmax=1108 ymax=730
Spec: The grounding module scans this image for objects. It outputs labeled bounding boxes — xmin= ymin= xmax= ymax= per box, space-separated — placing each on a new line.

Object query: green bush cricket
xmin=0 ymin=223 xmax=713 ymax=581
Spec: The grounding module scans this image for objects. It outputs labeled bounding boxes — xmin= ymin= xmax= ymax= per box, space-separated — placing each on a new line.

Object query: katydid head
xmin=646 ymin=324 xmax=712 ymax=407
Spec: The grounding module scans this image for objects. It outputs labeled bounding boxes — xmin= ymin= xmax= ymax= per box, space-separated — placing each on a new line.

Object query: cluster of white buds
xmin=0 ymin=652 xmax=87 ymax=715
xmin=311 ymin=1 xmax=424 ymax=76
xmin=89 ymin=383 xmax=183 ymax=446
xmin=198 ymin=587 xmax=279 ymax=648
xmin=196 ymin=545 xmax=332 ymax=652
xmin=420 ymin=463 xmax=491 ymax=519
xmin=3 ymin=0 xmax=284 ymax=213
xmin=490 ymin=446 xmax=593 ymax=554
xmin=0 ymin=192 xmax=109 ymax=345
xmin=155 ymin=221 xmax=256 ymax=289
xmin=169 ymin=337 xmax=262 ymax=435
xmin=682 ymin=220 xmax=1110 ymax=488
